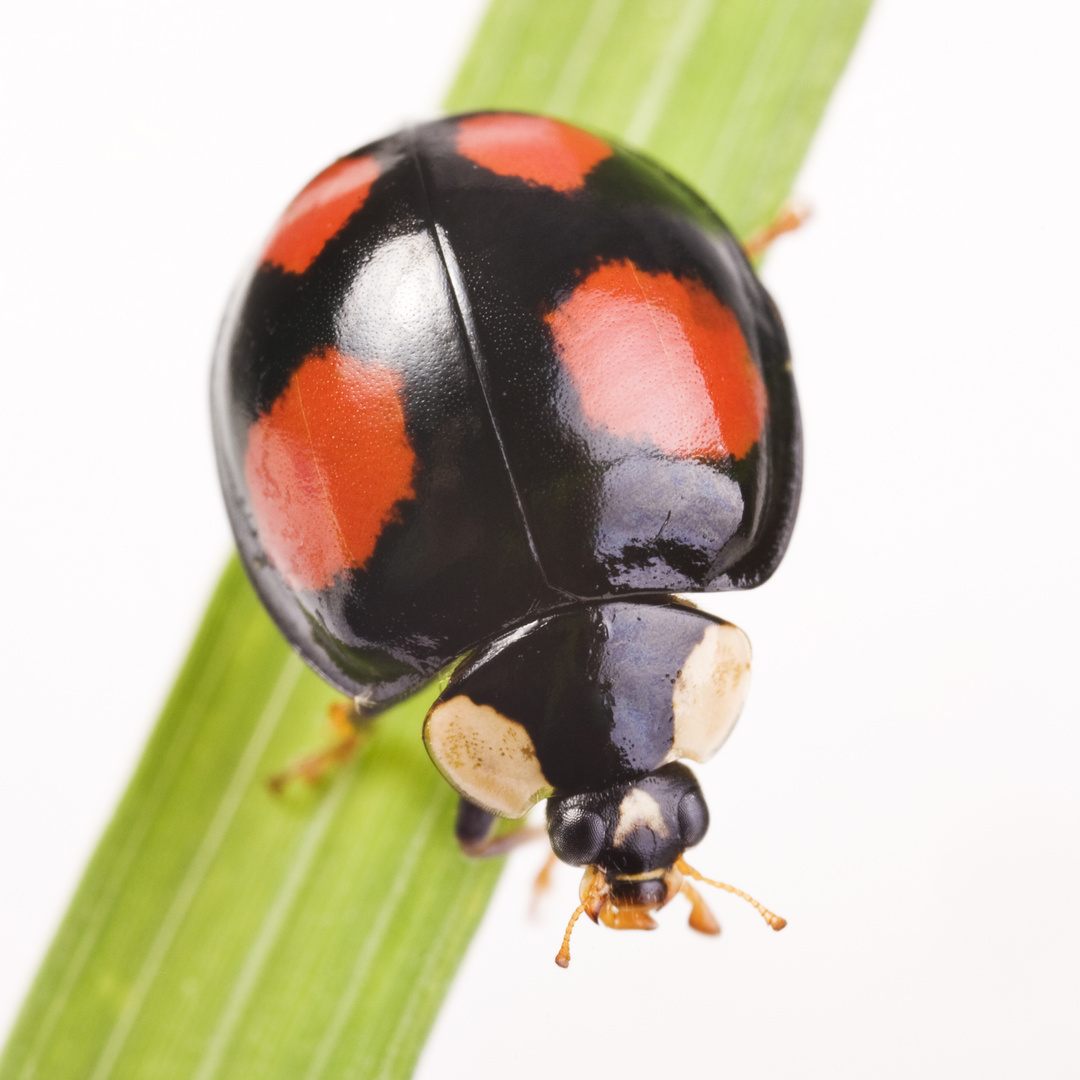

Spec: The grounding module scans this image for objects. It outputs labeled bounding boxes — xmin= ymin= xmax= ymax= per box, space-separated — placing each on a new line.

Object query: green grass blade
xmin=0 ymin=2 xmax=871 ymax=1078
xmin=1 ymin=559 xmax=501 ymax=1080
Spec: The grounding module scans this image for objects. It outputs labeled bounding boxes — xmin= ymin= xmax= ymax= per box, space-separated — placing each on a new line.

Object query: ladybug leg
xmin=533 ymin=848 xmax=559 ymax=895
xmin=267 ymin=700 xmax=369 ymax=793
xmin=679 ymin=878 xmax=721 ymax=936
xmin=742 ymin=201 xmax=811 ymax=258
xmin=676 ymin=857 xmax=788 ymax=931
xmin=529 ymin=848 xmax=561 ymax=917
xmin=455 ymin=797 xmax=545 ymax=858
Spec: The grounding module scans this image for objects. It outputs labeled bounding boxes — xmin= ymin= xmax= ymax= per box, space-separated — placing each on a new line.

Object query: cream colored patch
xmin=423 ymin=695 xmax=549 ymax=818
xmin=668 ymin=621 xmax=752 ymax=764
xmin=612 ymin=788 xmax=669 ymax=847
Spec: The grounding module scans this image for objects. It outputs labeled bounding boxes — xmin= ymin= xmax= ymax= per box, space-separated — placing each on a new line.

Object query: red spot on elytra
xmin=456 ymin=114 xmax=612 ymax=193
xmin=244 ymin=348 xmax=416 ymax=591
xmin=545 ymin=262 xmax=766 ymax=460
xmin=261 ymin=156 xmax=380 ymax=274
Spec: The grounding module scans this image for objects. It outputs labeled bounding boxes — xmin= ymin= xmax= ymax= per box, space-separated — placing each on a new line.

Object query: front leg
xmin=268 ymin=700 xmax=369 ymax=793
xmin=455 ymin=797 xmax=545 ymax=858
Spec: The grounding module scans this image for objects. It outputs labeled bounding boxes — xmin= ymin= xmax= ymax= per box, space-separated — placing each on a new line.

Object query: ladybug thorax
xmin=422 ymin=598 xmax=750 ymax=833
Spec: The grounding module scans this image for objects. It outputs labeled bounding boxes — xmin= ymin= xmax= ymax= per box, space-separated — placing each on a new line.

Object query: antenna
xmin=554 ymin=869 xmax=608 ymax=968
xmin=676 ymin=857 xmax=787 ymax=930
xmin=554 ymin=899 xmax=588 ymax=969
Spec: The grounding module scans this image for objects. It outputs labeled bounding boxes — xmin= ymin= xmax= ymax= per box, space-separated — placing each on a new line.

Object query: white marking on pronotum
xmin=85 ymin=654 xmax=304 ymax=1080
xmin=612 ymin=788 xmax=669 ymax=847
xmin=425 ymin=694 xmax=548 ymax=817
xmin=191 ymin=761 xmax=353 ymax=1080
xmin=301 ymin=790 xmax=443 ymax=1080
xmin=624 ymin=0 xmax=715 ymax=146
xmin=545 ymin=0 xmax=624 ymax=117
xmin=669 ymin=622 xmax=752 ymax=764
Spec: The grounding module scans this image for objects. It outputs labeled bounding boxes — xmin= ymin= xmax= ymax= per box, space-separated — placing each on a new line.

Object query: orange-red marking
xmin=261 ymin=156 xmax=380 ymax=274
xmin=456 ymin=113 xmax=612 ymax=193
xmin=545 ymin=261 xmax=767 ymax=459
xmin=244 ymin=347 xmax=416 ymax=591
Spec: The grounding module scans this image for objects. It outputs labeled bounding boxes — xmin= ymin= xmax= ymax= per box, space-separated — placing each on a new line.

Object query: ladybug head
xmin=546 ymin=763 xmax=707 ymax=952
xmin=546 ymin=760 xmax=707 ymax=896
xmin=546 ymin=764 xmax=786 ymax=966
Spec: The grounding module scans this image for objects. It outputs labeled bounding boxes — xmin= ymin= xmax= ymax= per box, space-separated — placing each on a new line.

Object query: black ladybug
xmin=212 ymin=112 xmax=799 ymax=965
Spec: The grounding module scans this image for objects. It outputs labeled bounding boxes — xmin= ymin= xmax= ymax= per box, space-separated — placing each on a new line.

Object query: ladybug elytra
xmin=211 ymin=112 xmax=801 ymax=965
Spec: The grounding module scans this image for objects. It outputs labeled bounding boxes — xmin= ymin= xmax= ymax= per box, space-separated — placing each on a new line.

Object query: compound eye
xmin=549 ymin=807 xmax=606 ymax=866
xmin=677 ymin=789 xmax=709 ymax=849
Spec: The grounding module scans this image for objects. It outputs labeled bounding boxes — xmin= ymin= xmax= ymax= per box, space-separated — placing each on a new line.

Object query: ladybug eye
xmin=677 ymin=789 xmax=709 ymax=849
xmin=549 ymin=807 xmax=606 ymax=866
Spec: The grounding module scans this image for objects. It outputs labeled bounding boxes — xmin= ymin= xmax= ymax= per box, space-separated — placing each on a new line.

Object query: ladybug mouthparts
xmin=556 ymin=860 xmax=786 ymax=968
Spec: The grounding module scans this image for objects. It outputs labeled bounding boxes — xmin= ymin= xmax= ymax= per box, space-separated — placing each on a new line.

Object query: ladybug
xmin=211 ymin=112 xmax=800 ymax=966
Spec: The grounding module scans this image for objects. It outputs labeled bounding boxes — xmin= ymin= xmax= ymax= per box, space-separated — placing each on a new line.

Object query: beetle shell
xmin=212 ymin=112 xmax=801 ymax=710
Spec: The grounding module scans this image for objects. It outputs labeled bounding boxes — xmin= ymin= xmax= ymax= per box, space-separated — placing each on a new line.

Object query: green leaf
xmin=0 ymin=2 xmax=871 ymax=1078
xmin=1 ymin=559 xmax=501 ymax=1080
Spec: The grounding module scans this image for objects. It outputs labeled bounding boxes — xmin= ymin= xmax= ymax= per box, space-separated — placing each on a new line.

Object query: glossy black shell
xmin=212 ymin=112 xmax=801 ymax=709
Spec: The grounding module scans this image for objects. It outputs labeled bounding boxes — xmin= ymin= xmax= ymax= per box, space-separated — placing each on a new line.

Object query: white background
xmin=1 ymin=1 xmax=1078 ymax=1077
